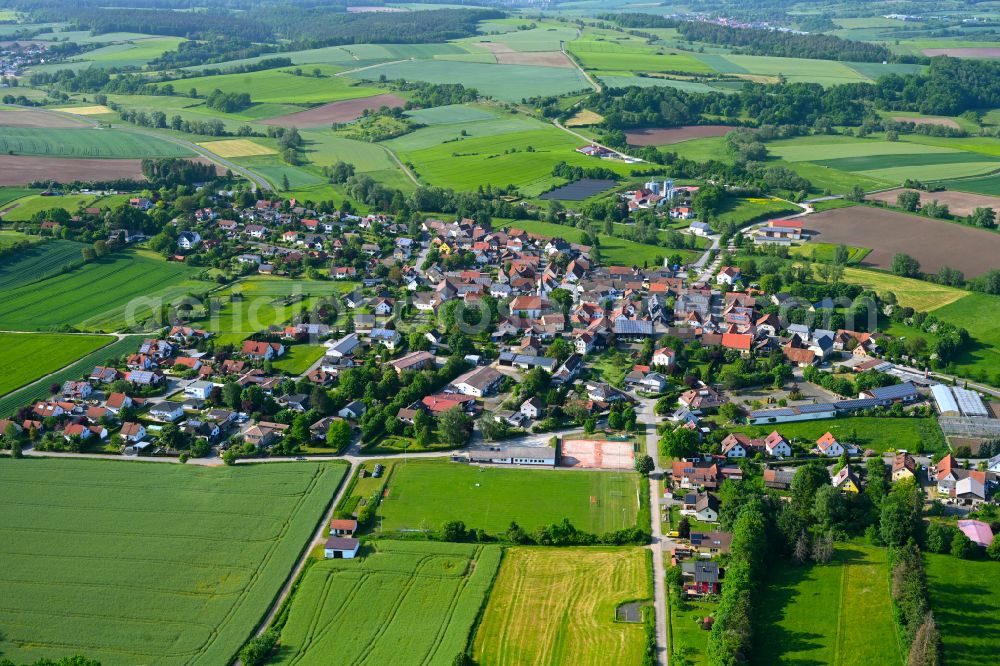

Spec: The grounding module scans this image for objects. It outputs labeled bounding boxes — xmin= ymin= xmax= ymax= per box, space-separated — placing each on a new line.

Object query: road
xmin=561 ymin=36 xmax=601 ymax=92
xmin=378 ymin=143 xmax=419 ymax=186
xmin=638 ymin=398 xmax=669 ymax=666
xmin=552 ymin=118 xmax=643 ymax=163
xmin=691 ymin=233 xmax=722 ymax=284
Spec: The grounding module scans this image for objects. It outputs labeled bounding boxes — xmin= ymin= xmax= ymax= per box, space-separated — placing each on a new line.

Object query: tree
xmin=81 ymin=247 xmax=96 ymax=262
xmin=718 ymin=402 xmax=741 ymax=423
xmin=439 ymin=407 xmax=471 ymax=447
xmin=892 ymin=253 xmax=921 ymax=278
xmin=759 ymin=273 xmax=781 ymax=295
xmin=240 ymin=629 xmax=279 ymax=666
xmin=847 ymin=184 xmax=866 ymax=202
xmin=607 ymin=410 xmax=623 ymax=431
xmin=326 ymin=419 xmax=352 ymax=452
xmin=678 ymin=517 xmax=690 ymax=539
xmin=908 ymin=613 xmax=942 ymax=666
xmin=791 ymin=463 xmax=831 ymax=521
xmin=811 ymin=530 xmax=834 ymax=563
xmin=222 ymin=448 xmax=239 ymax=465
xmin=897 ymin=190 xmax=920 ymax=212
xmin=987 ymin=535 xmax=1000 ymax=561
xmin=441 ymin=520 xmax=467 ymax=542
xmin=505 ymin=521 xmax=530 ymax=544
xmin=793 ymin=531 xmax=810 ymax=564
xmin=812 ymin=484 xmax=846 ymax=530
xmin=222 ymin=382 xmax=241 ymax=410
xmin=951 ymin=531 xmax=977 ymax=559
xmin=281 ymin=173 xmax=290 ymax=191
xmin=93 ymin=239 xmax=108 ymax=257
xmin=660 ymin=427 xmax=699 ymax=459
xmin=969 ymin=206 xmax=997 ymax=229
xmin=634 ymin=454 xmax=654 ymax=476
xmin=583 ymin=418 xmax=596 ymax=435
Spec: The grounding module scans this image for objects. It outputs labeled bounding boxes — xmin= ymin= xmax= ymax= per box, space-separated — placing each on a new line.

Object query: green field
xmin=0 ymin=336 xmax=142 ymax=417
xmin=932 ymin=293 xmax=1000 ymax=383
xmin=671 ymin=598 xmax=716 ymax=666
xmin=353 ymin=60 xmax=593 ymax=102
xmin=272 ymin=344 xmax=326 ymax=375
xmin=0 ymin=127 xmax=192 ymax=158
xmin=188 ymin=276 xmax=359 ymax=346
xmin=466 ymin=24 xmax=579 ymax=51
xmin=0 ymin=229 xmax=43 ymax=248
xmin=0 ymin=333 xmax=112 ymax=397
xmin=474 ymin=547 xmax=650 ymax=666
xmin=925 ymin=553 xmax=1000 ymax=666
xmin=2 ymin=194 xmax=105 ymax=222
xmin=597 ymin=75 xmax=722 ymax=93
xmin=0 ymin=458 xmax=347 ymax=665
xmin=839 ymin=267 xmax=969 ymax=312
xmin=274 ymin=540 xmax=500 ymax=665
xmin=183 ymin=42 xmax=465 ymax=72
xmin=0 ymin=188 xmax=37 ymax=209
xmin=753 ymin=544 xmax=903 ymax=665
xmin=0 ymin=245 xmax=203 ymax=331
xmin=939 ymin=174 xmax=1000 ymax=196
xmin=715 ymin=196 xmax=800 ymax=227
xmin=70 ymin=36 xmax=186 ymax=68
xmin=376 ymin=459 xmax=641 ymax=535
xmin=790 ymin=242 xmax=870 ymax=264
xmin=501 ymin=218 xmax=699 ymax=266
xmin=157 ymin=65 xmax=384 ymax=104
xmin=730 ymin=416 xmax=946 ymax=454
xmin=715 ymin=54 xmax=871 ymax=86
xmin=569 ymin=44 xmax=714 ymax=74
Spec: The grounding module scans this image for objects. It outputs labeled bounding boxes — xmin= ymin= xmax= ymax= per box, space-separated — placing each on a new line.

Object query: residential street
xmin=639 ymin=397 xmax=669 ymax=666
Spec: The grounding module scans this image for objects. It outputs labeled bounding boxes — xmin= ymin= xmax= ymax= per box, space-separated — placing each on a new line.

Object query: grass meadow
xmin=2 ymin=193 xmax=122 ymax=221
xmin=0 ymin=127 xmax=192 ymax=158
xmin=925 ymin=553 xmax=1000 ymax=666
xmin=0 ymin=336 xmax=142 ymax=417
xmin=69 ymin=36 xmax=186 ymax=68
xmin=187 ymin=276 xmax=359 ymax=346
xmin=839 ymin=267 xmax=969 ymax=312
xmin=938 ymin=174 xmax=1000 ymax=196
xmin=376 ymin=459 xmax=641 ymax=535
xmin=500 ymin=218 xmax=700 ymax=266
xmin=0 ymin=188 xmax=38 ymax=209
xmin=273 ymin=541 xmax=501 ymax=665
xmin=157 ymin=65 xmax=383 ymax=104
xmin=0 ymin=459 xmax=347 ymax=665
xmin=473 ymin=547 xmax=650 ymax=666
xmin=931 ymin=293 xmax=1000 ymax=383
xmin=0 ymin=247 xmax=203 ymax=331
xmin=0 ymin=333 xmax=113 ymax=397
xmin=752 ymin=544 xmax=903 ymax=665
xmin=729 ymin=416 xmax=947 ymax=454
xmin=671 ymin=598 xmax=717 ymax=666
xmin=272 ymin=344 xmax=326 ymax=375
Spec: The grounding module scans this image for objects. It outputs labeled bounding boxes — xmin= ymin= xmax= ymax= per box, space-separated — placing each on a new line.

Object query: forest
xmin=599 ymin=13 xmax=899 ymax=63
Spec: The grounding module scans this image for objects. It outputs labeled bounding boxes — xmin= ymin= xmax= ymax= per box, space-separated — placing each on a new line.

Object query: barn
xmin=323 ymin=536 xmax=360 ymax=559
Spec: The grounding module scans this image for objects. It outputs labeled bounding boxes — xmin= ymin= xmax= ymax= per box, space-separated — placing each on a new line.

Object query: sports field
xmin=0 ymin=458 xmax=347 ymax=665
xmin=0 ymin=246 xmax=202 ymax=331
xmin=0 ymin=127 xmax=192 ymax=158
xmin=753 ymin=544 xmax=903 ymax=665
xmin=157 ymin=65 xmax=384 ymax=104
xmin=376 ymin=459 xmax=640 ymax=535
xmin=0 ymin=333 xmax=112 ymax=397
xmin=353 ymin=60 xmax=593 ymax=102
xmin=730 ymin=416 xmax=946 ymax=454
xmin=474 ymin=547 xmax=650 ymax=666
xmin=274 ymin=541 xmax=501 ymax=665
xmin=925 ymin=553 xmax=1000 ymax=666
xmin=0 ymin=336 xmax=142 ymax=418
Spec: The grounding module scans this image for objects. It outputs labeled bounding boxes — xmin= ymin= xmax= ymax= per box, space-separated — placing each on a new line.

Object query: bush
xmin=240 ymin=629 xmax=278 ymax=666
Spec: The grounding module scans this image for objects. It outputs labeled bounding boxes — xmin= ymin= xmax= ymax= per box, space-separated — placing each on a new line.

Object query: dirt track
xmin=802 ymin=206 xmax=1000 ymax=277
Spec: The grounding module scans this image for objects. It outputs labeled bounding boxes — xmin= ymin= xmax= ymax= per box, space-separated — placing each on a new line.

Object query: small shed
xmin=324 ymin=536 xmax=360 ymax=559
xmin=329 ymin=519 xmax=358 ymax=536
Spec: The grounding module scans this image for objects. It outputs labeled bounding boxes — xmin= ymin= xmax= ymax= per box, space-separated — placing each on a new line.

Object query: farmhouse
xmin=323 ymin=536 xmax=360 ymax=559
xmin=329 ymin=519 xmax=358 ymax=536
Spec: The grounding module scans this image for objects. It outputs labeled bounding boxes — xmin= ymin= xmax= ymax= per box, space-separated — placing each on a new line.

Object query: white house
xmin=184 ymin=380 xmax=215 ymax=400
xmin=716 ymin=266 xmax=741 ymax=286
xmin=177 ymin=231 xmax=201 ymax=250
xmin=520 ymin=397 xmax=543 ymax=420
xmin=451 ymin=366 xmax=503 ymax=398
xmin=119 ymin=422 xmax=146 ymax=442
xmin=338 ymin=400 xmax=367 ymax=420
xmin=721 ymin=433 xmax=749 ymax=458
xmin=149 ymin=403 xmax=184 ymax=422
xmin=652 ymin=346 xmax=675 ymax=368
xmin=323 ymin=536 xmax=360 ymax=559
xmin=763 ymin=431 xmax=792 ymax=457
xmin=815 ymin=432 xmax=845 ymax=457
xmin=325 ymin=333 xmax=360 ymax=358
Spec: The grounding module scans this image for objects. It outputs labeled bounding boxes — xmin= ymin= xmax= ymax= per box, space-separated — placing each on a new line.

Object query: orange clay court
xmin=561 ymin=439 xmax=635 ymax=469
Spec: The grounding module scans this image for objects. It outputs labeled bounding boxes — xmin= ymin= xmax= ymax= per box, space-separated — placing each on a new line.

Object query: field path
xmin=335 ymin=58 xmax=413 ymax=78
xmin=378 ymin=143 xmax=419 ymax=186
xmin=639 ymin=398 xmax=669 ymax=666
xmin=561 ymin=33 xmax=601 ymax=92
xmin=553 ymin=118 xmax=643 ymax=163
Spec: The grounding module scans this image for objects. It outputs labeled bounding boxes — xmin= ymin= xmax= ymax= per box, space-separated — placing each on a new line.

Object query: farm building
xmin=468 ymin=446 xmax=556 ymax=467
xmin=930 ymin=384 xmax=988 ymax=417
xmin=329 ymin=519 xmax=358 ymax=536
xmin=323 ymin=536 xmax=360 ymax=559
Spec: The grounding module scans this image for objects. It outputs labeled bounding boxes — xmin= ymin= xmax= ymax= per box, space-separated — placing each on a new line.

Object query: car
xmin=668 ymin=530 xmax=680 ymax=538
xmin=373 ymin=464 xmax=385 ymax=478
xmin=295 ymin=456 xmax=306 ymax=461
